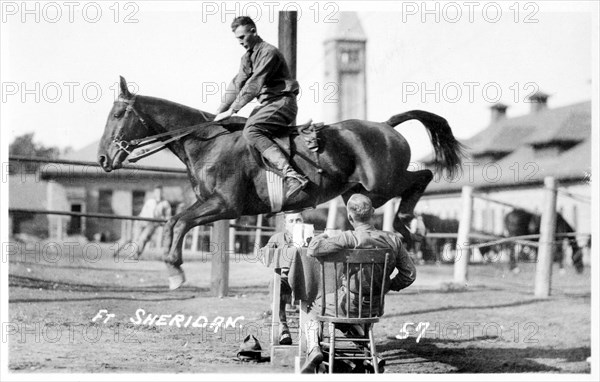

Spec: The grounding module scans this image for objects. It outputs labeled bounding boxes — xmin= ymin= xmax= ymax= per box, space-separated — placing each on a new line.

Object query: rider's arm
xmin=229 ymin=48 xmax=279 ymax=113
xmin=216 ymin=77 xmax=240 ymax=113
xmin=216 ymin=54 xmax=250 ymax=113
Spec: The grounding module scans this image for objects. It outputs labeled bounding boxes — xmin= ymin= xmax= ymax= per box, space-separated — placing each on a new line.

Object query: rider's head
xmin=347 ymin=194 xmax=374 ymax=226
xmin=284 ymin=212 xmax=304 ymax=236
xmin=231 ymin=16 xmax=260 ymax=51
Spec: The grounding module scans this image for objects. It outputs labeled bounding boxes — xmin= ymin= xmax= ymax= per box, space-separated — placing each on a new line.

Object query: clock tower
xmin=323 ymin=12 xmax=367 ymax=122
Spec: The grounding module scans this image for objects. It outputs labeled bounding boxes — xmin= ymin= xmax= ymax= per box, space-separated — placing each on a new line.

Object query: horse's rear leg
xmin=393 ymin=170 xmax=433 ymax=242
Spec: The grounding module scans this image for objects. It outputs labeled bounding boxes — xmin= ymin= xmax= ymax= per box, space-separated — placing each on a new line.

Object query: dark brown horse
xmin=98 ymin=77 xmax=465 ymax=289
xmin=504 ymin=208 xmax=584 ymax=273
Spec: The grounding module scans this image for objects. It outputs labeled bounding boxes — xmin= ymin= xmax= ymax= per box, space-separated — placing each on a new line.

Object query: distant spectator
xmin=409 ymin=212 xmax=427 ymax=264
xmin=118 ymin=186 xmax=172 ymax=259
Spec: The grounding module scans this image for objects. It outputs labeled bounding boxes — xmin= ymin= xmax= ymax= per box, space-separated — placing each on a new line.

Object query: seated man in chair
xmin=301 ymin=194 xmax=417 ymax=373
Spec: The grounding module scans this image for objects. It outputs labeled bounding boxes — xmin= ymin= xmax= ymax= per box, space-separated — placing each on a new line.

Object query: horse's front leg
xmin=164 ymin=198 xmax=237 ymax=290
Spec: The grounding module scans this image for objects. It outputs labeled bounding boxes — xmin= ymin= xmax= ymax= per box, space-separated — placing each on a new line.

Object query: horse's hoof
xmin=168 ymin=273 xmax=186 ymax=290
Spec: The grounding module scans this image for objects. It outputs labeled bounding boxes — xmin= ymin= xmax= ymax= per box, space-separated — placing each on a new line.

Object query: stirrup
xmin=285 ymin=179 xmax=307 ymax=199
xmin=285 ymin=174 xmax=308 ymax=199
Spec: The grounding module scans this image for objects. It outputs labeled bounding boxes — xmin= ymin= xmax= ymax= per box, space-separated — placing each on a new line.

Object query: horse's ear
xmin=119 ymin=76 xmax=132 ymax=98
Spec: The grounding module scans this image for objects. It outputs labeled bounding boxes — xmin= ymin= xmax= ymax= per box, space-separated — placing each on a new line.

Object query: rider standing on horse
xmin=213 ymin=16 xmax=309 ymax=200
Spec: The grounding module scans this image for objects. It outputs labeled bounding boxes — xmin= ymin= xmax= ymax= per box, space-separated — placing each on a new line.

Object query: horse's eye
xmin=113 ymin=113 xmax=121 ymax=118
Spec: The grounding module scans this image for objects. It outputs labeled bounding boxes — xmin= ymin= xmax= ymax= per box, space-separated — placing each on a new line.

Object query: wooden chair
xmin=315 ymin=249 xmax=390 ymax=374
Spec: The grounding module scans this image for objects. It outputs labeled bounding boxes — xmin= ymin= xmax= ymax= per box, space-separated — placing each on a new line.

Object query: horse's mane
xmin=139 ymin=95 xmax=247 ymax=133
xmin=140 ymin=95 xmax=214 ymax=119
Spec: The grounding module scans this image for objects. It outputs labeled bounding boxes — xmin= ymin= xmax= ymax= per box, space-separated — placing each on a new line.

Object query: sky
xmin=1 ymin=0 xmax=597 ymax=161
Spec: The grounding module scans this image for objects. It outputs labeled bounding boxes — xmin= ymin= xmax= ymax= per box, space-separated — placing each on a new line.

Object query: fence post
xmin=211 ymin=219 xmax=230 ymax=297
xmin=382 ymin=198 xmax=396 ymax=231
xmin=254 ymin=214 xmax=263 ymax=252
xmin=535 ymin=177 xmax=557 ymax=298
xmin=326 ymin=197 xmax=339 ymax=229
xmin=454 ymin=186 xmax=473 ymax=284
xmin=229 ymin=219 xmax=236 ymax=255
xmin=190 ymin=226 xmax=199 ymax=253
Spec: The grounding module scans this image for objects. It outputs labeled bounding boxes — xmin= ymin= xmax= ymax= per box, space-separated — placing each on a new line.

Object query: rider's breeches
xmin=243 ymin=95 xmax=297 ymax=153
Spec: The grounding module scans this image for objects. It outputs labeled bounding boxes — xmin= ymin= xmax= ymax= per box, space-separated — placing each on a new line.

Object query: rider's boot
xmin=262 ymin=145 xmax=309 ymax=200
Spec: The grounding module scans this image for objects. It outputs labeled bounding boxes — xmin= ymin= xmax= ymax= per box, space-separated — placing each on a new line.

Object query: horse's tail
xmin=385 ymin=110 xmax=467 ymax=178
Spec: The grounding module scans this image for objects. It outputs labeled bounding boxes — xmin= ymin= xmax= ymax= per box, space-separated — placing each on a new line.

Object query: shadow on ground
xmin=378 ymin=337 xmax=591 ymax=373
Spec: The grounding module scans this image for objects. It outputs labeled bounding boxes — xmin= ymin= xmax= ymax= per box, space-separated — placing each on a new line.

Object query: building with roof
xmin=416 ymin=93 xmax=591 ymax=237
xmin=9 ymin=141 xmax=192 ymax=241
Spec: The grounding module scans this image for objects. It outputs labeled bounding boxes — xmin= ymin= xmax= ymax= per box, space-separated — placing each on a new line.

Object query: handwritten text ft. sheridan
xmin=92 ymin=309 xmax=245 ymax=333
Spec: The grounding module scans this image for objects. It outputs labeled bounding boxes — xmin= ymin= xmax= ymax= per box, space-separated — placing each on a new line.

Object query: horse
xmin=504 ymin=208 xmax=584 ymax=273
xmin=419 ymin=213 xmax=500 ymax=263
xmin=98 ymin=77 xmax=465 ymax=289
xmin=420 ymin=213 xmax=459 ymax=263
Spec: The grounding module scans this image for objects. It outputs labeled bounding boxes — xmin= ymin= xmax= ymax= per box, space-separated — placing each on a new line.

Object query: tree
xmin=9 ymin=133 xmax=62 ymax=174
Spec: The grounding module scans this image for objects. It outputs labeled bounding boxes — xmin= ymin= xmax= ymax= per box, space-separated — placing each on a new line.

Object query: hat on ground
xmin=237 ymin=334 xmax=262 ymax=361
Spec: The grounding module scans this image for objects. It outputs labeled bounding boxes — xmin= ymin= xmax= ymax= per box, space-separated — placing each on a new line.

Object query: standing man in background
xmin=118 ymin=186 xmax=172 ymax=259
xmin=409 ymin=212 xmax=427 ymax=264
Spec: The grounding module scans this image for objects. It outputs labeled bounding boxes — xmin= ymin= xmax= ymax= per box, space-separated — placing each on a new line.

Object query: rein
xmin=113 ymin=96 xmax=227 ymax=162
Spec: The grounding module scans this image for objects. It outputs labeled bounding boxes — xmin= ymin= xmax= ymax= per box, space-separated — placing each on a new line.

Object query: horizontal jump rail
xmin=471 ymin=192 xmax=537 ymax=214
xmin=9 ymin=155 xmax=188 ymax=174
xmin=8 ymin=208 xmax=276 ymax=231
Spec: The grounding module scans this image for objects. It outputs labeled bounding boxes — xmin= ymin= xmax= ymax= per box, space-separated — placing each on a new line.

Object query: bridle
xmin=112 ymin=95 xmax=154 ymax=156
xmin=111 ymin=95 xmax=229 ymax=162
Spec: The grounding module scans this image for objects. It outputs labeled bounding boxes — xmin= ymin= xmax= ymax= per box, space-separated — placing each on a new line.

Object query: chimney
xmin=490 ymin=102 xmax=508 ymax=123
xmin=528 ymin=91 xmax=550 ymax=113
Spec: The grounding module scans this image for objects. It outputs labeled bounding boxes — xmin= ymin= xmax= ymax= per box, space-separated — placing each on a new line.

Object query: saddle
xmin=249 ymin=120 xmax=325 ymax=170
xmin=244 ymin=119 xmax=326 ymax=212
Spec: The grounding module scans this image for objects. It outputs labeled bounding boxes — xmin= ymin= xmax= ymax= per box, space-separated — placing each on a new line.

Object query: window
xmin=68 ymin=204 xmax=82 ymax=234
xmin=339 ymin=49 xmax=361 ymax=71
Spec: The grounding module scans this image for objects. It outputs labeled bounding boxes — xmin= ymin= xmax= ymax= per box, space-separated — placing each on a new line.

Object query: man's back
xmin=308 ymin=223 xmax=415 ymax=315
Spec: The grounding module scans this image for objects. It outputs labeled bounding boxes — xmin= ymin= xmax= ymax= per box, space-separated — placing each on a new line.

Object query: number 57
xmin=395 ymin=322 xmax=430 ymax=343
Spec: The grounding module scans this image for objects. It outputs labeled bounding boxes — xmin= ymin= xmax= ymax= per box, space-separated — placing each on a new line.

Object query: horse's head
xmin=97 ymin=76 xmax=150 ymax=172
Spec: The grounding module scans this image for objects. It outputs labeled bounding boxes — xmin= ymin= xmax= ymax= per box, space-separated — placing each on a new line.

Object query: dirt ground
xmin=6 ymin=239 xmax=592 ymax=374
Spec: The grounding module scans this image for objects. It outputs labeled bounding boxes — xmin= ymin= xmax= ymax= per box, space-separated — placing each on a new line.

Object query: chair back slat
xmin=358 ymin=263 xmax=363 ymax=317
xmin=345 ymin=263 xmax=350 ymax=318
xmin=320 ymin=261 xmax=326 ymax=316
xmin=333 ymin=262 xmax=339 ymax=317
xmin=316 ymin=249 xmax=390 ymax=319
xmin=379 ymin=253 xmax=389 ymax=316
xmin=369 ymin=263 xmax=375 ymax=317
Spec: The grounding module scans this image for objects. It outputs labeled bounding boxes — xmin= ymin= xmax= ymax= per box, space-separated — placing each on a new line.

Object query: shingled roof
xmin=422 ymin=100 xmax=591 ymax=194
